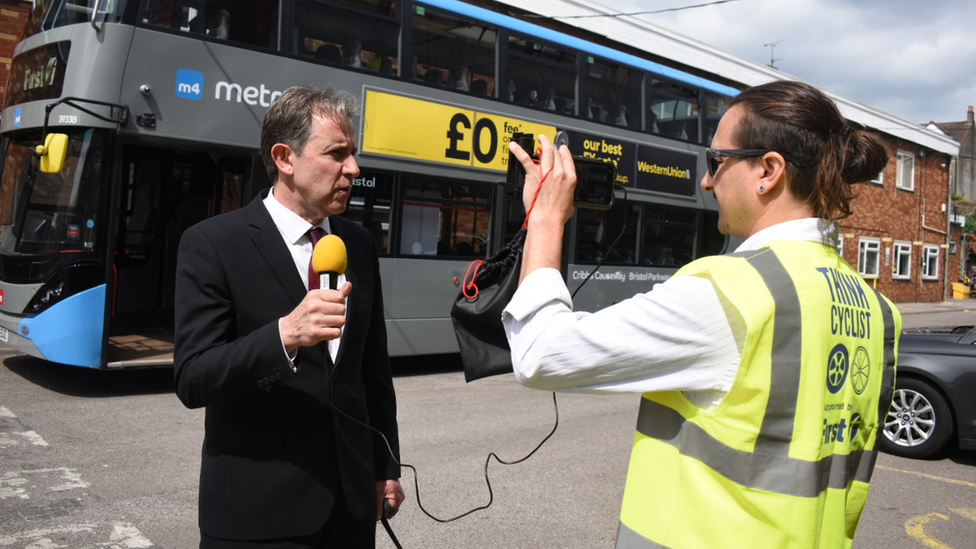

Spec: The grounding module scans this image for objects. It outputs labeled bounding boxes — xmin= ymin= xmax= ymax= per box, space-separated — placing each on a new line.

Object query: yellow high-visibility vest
xmin=616 ymin=240 xmax=900 ymax=549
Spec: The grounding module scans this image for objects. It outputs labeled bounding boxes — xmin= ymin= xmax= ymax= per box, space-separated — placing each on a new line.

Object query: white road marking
xmin=0 ymin=468 xmax=90 ymax=499
xmin=0 ymin=408 xmax=155 ymax=548
xmin=15 ymin=430 xmax=49 ymax=447
xmin=0 ymin=523 xmax=97 ymax=546
xmin=0 ymin=522 xmax=156 ymax=548
xmin=105 ymin=522 xmax=154 ymax=548
xmin=0 ymin=472 xmax=28 ymax=499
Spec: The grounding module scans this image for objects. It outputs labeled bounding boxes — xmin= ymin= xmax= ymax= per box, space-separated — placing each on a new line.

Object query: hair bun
xmin=840 ymin=126 xmax=888 ymax=185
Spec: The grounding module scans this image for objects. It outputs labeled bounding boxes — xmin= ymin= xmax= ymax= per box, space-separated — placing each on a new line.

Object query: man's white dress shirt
xmin=264 ymin=189 xmax=345 ymax=364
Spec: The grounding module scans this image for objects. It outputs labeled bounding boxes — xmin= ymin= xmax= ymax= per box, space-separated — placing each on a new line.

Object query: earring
xmin=759 ymin=185 xmax=765 ymax=192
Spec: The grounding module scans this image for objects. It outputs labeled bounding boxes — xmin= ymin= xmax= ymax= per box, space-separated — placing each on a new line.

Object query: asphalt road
xmin=0 ymin=299 xmax=975 ymax=548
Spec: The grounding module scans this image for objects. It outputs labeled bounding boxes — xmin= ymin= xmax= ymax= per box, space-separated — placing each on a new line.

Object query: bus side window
xmin=649 ymin=79 xmax=701 ymax=143
xmin=143 ymin=0 xmax=279 ymax=49
xmin=642 ymin=207 xmax=698 ymax=267
xmin=508 ymin=36 xmax=576 ymax=112
xmin=574 ymin=202 xmax=638 ymax=265
xmin=398 ymin=178 xmax=490 ymax=258
xmin=295 ymin=0 xmax=399 ymax=74
xmin=584 ymin=58 xmax=643 ymax=129
xmin=408 ymin=6 xmax=497 ymax=96
xmin=341 ymin=171 xmax=395 ymax=255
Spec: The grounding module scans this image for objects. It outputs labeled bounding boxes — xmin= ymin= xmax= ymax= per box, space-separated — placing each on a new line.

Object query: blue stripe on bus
xmin=20 ymin=284 xmax=105 ymax=368
xmin=420 ymin=0 xmax=741 ymax=97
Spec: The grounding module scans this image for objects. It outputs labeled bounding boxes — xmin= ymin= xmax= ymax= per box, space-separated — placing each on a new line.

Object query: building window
xmin=922 ymin=245 xmax=940 ymax=279
xmin=893 ymin=241 xmax=912 ymax=279
xmin=870 ymin=170 xmax=883 ymax=185
xmin=896 ymin=151 xmax=915 ymax=191
xmin=858 ymin=238 xmax=880 ymax=278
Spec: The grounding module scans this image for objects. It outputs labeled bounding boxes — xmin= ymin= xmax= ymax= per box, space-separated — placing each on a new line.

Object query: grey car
xmin=879 ymin=326 xmax=976 ymax=459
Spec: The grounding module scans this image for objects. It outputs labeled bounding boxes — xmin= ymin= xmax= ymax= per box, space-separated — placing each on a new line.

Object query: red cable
xmin=465 ymin=150 xmax=552 ymax=298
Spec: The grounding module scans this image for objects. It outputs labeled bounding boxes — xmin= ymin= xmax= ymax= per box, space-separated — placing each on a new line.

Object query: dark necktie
xmin=307 ymin=227 xmax=325 ymax=290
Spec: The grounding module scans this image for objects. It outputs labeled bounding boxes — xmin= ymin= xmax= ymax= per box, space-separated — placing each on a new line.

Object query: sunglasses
xmin=705 ymin=148 xmax=802 ymax=177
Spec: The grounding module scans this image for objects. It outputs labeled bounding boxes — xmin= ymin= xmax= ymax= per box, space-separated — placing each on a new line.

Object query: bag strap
xmin=463 ymin=149 xmax=553 ymax=297
xmin=462 ymin=259 xmax=485 ymax=299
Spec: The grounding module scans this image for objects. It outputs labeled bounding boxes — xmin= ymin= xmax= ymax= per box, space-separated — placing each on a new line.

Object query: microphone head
xmin=312 ymin=234 xmax=347 ymax=275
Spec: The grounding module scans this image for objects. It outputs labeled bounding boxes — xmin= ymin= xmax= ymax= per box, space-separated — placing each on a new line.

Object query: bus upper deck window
xmin=296 ymin=0 xmax=400 ymax=72
xmin=649 ymin=79 xmax=701 ymax=143
xmin=143 ymin=0 xmax=279 ymax=49
xmin=409 ymin=6 xmax=497 ymax=97
xmin=507 ymin=36 xmax=576 ymax=113
xmin=584 ymin=57 xmax=642 ymax=129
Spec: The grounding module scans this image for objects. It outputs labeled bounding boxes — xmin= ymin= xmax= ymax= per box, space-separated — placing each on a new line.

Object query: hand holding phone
xmin=507 ymin=132 xmax=616 ymax=211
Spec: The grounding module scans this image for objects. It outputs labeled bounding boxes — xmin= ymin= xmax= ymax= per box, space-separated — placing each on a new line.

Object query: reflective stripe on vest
xmin=616 ymin=243 xmax=899 ymax=549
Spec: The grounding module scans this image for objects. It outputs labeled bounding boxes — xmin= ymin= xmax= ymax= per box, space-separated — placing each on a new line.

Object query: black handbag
xmin=450 ymin=228 xmax=526 ymax=382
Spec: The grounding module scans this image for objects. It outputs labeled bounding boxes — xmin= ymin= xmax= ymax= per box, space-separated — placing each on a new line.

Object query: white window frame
xmin=922 ymin=245 xmax=940 ymax=280
xmin=858 ymin=238 xmax=880 ymax=278
xmin=896 ymin=151 xmax=915 ymax=191
xmin=892 ymin=241 xmax=912 ymax=279
xmin=870 ymin=170 xmax=884 ymax=185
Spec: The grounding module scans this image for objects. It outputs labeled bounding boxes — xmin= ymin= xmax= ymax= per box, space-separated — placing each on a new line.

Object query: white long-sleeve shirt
xmin=502 ymin=218 xmax=837 ymax=408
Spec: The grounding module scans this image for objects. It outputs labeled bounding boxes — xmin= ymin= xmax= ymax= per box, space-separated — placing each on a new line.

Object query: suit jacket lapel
xmin=246 ymin=192 xmax=308 ymax=307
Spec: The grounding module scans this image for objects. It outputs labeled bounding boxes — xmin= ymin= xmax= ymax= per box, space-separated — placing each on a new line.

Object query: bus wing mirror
xmin=36 ymin=133 xmax=69 ymax=173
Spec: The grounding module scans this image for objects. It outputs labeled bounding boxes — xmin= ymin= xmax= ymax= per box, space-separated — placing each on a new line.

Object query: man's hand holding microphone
xmin=281 ymin=234 xmax=351 ymax=354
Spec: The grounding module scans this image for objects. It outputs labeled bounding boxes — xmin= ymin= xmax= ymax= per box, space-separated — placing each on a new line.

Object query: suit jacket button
xmin=334 ymin=417 xmax=340 ymax=427
xmin=257 ymin=379 xmax=265 ymax=388
xmin=274 ymin=372 xmax=282 ymax=381
xmin=332 ymin=369 xmax=339 ymax=380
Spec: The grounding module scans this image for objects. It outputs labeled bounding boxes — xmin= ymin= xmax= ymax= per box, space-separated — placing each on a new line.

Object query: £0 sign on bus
xmin=362 ymin=90 xmax=556 ymax=172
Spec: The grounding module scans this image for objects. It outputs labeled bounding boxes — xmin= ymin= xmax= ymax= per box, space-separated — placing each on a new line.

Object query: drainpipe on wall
xmin=945 ymin=159 xmax=955 ymax=301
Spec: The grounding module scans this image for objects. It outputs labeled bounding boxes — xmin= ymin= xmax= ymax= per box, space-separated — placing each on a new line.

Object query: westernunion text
xmin=637 ymin=161 xmax=689 ymax=179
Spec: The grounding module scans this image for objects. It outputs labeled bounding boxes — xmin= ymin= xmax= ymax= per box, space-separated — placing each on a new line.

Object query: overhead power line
xmin=522 ymin=0 xmax=746 ymax=20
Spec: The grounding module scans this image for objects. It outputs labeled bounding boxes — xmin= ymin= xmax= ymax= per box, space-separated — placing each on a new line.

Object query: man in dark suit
xmin=175 ymin=85 xmax=403 ymax=548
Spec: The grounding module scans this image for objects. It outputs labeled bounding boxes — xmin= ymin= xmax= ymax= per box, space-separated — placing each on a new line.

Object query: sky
xmin=595 ymin=0 xmax=976 ymax=125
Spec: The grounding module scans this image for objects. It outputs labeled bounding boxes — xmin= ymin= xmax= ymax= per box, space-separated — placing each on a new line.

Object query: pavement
xmin=895 ymin=297 xmax=976 ymax=328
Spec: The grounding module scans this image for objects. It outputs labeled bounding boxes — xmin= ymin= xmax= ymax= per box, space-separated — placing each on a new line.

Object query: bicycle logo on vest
xmin=826 ymin=343 xmax=871 ymax=395
xmin=827 ymin=343 xmax=850 ymax=394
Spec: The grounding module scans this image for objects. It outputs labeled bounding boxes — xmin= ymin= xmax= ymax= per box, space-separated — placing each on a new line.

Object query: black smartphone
xmin=507 ymin=132 xmax=617 ymax=211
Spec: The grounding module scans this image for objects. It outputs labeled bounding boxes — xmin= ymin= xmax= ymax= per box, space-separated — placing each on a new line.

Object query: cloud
xmin=603 ymin=0 xmax=976 ymax=123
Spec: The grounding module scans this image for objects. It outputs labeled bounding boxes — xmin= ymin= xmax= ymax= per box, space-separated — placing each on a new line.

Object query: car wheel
xmin=879 ymin=377 xmax=954 ymax=459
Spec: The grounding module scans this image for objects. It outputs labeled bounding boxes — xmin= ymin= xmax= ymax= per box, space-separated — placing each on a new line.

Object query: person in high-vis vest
xmin=503 ymin=80 xmax=900 ymax=549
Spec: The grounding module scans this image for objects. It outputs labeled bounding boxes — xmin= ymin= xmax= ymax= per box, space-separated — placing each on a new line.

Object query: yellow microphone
xmin=311 ymin=234 xmax=347 ymax=290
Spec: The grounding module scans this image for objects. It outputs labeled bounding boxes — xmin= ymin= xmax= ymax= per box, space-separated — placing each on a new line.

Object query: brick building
xmin=840 ymin=137 xmax=959 ymax=303
xmin=0 ymin=1 xmax=30 ymax=109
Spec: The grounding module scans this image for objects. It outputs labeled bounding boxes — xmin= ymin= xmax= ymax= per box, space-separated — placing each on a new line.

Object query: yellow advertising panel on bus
xmin=362 ymin=89 xmax=556 ymax=172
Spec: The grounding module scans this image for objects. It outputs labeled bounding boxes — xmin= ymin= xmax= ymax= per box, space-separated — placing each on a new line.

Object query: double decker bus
xmin=0 ymin=0 xmax=737 ymax=368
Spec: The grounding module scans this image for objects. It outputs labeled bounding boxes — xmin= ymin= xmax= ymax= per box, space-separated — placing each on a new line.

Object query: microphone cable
xmin=324 ymin=391 xmax=559 ymax=548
